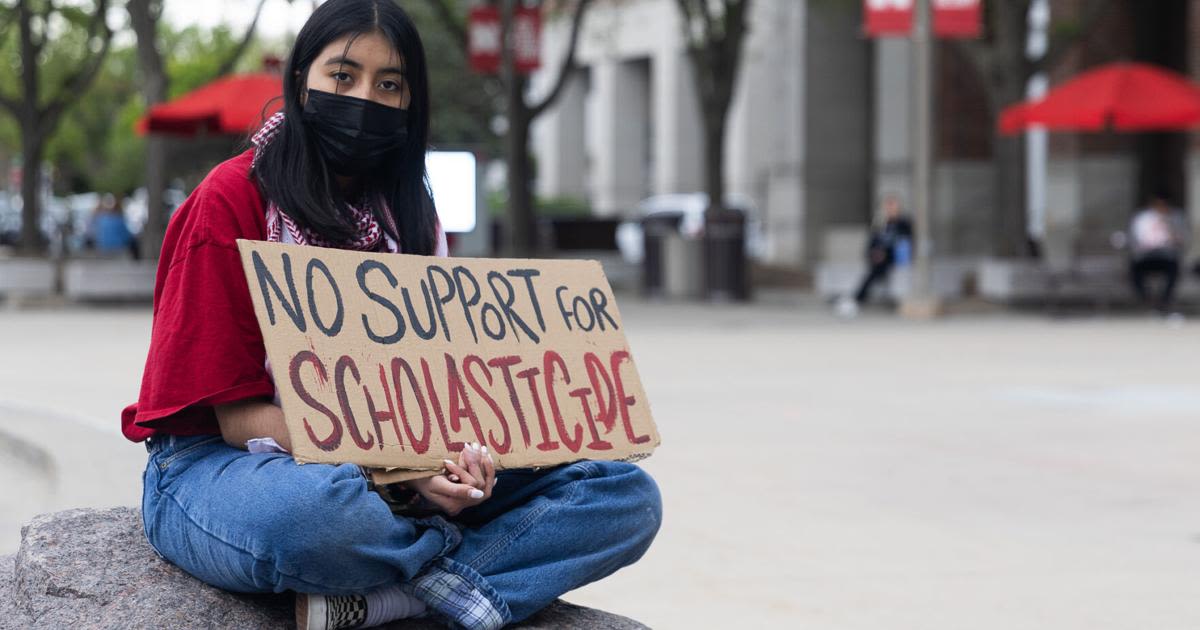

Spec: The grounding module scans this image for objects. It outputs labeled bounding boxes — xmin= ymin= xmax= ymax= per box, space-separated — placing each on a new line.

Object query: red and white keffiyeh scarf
xmin=251 ymin=112 xmax=399 ymax=253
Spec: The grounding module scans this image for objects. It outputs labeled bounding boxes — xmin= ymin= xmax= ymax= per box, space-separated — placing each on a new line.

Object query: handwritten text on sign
xmin=236 ymin=240 xmax=659 ymax=471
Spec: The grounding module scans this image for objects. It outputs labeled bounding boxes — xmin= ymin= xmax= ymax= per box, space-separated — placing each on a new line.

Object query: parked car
xmin=122 ymin=186 xmax=186 ymax=235
xmin=0 ymin=194 xmax=69 ymax=250
xmin=614 ymin=192 xmax=766 ymax=264
xmin=0 ymin=187 xmax=185 ymax=253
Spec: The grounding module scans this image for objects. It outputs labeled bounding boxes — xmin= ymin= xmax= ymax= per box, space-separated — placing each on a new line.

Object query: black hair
xmin=253 ymin=0 xmax=436 ymax=254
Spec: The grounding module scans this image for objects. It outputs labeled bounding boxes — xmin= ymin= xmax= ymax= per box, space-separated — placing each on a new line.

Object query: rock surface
xmin=0 ymin=555 xmax=31 ymax=628
xmin=2 ymin=507 xmax=648 ymax=630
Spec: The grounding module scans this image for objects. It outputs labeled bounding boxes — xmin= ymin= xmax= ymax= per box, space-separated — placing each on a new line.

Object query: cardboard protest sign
xmin=236 ymin=240 xmax=659 ymax=479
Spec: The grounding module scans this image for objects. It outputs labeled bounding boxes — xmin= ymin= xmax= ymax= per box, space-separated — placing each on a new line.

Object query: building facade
xmin=531 ymin=0 xmax=1200 ymax=271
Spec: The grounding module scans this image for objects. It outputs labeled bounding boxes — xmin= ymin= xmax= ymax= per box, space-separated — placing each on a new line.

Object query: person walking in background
xmin=88 ymin=194 xmax=139 ymax=259
xmin=1128 ymin=194 xmax=1188 ymax=315
xmin=837 ymin=194 xmax=913 ymax=317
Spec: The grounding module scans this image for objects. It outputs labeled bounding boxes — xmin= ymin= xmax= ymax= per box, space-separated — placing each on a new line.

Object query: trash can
xmin=663 ymin=231 xmax=704 ymax=299
xmin=704 ymin=210 xmax=749 ymax=301
xmin=640 ymin=213 xmax=682 ymax=297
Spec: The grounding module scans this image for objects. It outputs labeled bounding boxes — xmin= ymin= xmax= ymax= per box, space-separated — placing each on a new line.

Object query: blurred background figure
xmin=837 ymin=194 xmax=912 ymax=317
xmin=87 ymin=194 xmax=139 ymax=260
xmin=1128 ymin=194 xmax=1187 ymax=314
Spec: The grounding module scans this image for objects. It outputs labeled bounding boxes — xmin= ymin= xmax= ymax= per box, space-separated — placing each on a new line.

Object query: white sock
xmin=363 ymin=583 xmax=427 ymax=627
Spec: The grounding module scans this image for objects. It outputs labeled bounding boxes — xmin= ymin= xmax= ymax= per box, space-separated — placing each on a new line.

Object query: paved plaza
xmin=1 ymin=296 xmax=1198 ymax=629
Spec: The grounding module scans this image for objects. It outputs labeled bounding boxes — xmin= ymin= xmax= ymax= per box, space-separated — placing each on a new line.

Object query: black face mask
xmin=302 ymin=89 xmax=408 ymax=176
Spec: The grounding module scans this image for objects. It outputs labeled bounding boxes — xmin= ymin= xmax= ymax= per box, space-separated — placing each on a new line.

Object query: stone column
xmin=590 ymin=59 xmax=650 ymax=217
xmin=651 ymin=48 xmax=703 ymax=195
xmin=801 ymin=0 xmax=871 ymax=268
xmin=533 ymin=70 xmax=588 ymax=200
xmin=874 ymin=38 xmax=913 ymax=214
xmin=1044 ymin=146 xmax=1082 ymax=265
xmin=748 ymin=0 xmax=806 ymax=266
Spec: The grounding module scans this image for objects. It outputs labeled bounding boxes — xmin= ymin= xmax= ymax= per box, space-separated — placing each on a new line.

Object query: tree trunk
xmin=129 ymin=0 xmax=169 ymax=259
xmin=988 ymin=2 xmax=1031 ymax=259
xmin=991 ymin=131 xmax=1027 ymax=257
xmin=702 ymin=114 xmax=726 ymax=218
xmin=506 ymin=99 xmax=535 ymax=257
xmin=142 ymin=137 xmax=168 ymax=258
xmin=500 ymin=0 xmax=535 ymax=260
xmin=6 ymin=0 xmax=110 ymax=257
xmin=16 ymin=0 xmax=43 ymax=256
xmin=18 ymin=125 xmax=44 ymax=256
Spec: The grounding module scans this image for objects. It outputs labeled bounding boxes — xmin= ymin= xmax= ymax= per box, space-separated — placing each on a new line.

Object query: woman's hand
xmin=407 ymin=442 xmax=496 ymax=516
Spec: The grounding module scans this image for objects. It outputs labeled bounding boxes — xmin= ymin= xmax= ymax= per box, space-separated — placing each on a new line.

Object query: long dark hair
xmin=253 ymin=0 xmax=436 ymax=254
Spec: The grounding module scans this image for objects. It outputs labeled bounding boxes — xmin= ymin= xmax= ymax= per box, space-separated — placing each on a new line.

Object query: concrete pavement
xmin=1 ymin=297 xmax=1198 ymax=628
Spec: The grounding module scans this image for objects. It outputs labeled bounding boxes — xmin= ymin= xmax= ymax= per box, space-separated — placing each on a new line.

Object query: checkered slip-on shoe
xmin=296 ymin=593 xmax=368 ymax=630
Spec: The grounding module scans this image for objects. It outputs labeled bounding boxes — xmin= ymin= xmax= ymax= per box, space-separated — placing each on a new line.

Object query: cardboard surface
xmin=237 ymin=240 xmax=659 ymax=476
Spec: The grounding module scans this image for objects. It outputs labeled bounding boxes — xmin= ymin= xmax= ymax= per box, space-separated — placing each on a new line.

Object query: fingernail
xmin=449 ymin=475 xmax=460 ymax=482
xmin=468 ymin=489 xmax=484 ymax=499
xmin=444 ymin=459 xmax=455 ymax=467
xmin=481 ymin=446 xmax=488 ymax=455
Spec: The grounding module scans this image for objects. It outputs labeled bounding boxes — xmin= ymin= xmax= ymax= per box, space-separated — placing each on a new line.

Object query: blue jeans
xmin=141 ymin=435 xmax=661 ymax=628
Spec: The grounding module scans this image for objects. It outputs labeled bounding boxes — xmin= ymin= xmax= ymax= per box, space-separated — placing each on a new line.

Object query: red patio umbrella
xmin=999 ymin=62 xmax=1200 ymax=135
xmin=137 ymin=73 xmax=283 ymax=136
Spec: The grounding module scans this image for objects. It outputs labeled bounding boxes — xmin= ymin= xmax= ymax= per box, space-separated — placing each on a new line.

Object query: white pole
xmin=902 ymin=0 xmax=940 ymax=318
xmin=1026 ymin=0 xmax=1050 ymax=244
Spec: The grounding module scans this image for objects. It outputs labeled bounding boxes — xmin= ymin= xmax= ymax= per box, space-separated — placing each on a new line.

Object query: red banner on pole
xmin=933 ymin=0 xmax=982 ymax=38
xmin=864 ymin=0 xmax=981 ymax=39
xmin=513 ymin=7 xmax=542 ymax=74
xmin=864 ymin=0 xmax=913 ymax=37
xmin=468 ymin=6 xmax=502 ymax=74
xmin=468 ymin=6 xmax=542 ymax=75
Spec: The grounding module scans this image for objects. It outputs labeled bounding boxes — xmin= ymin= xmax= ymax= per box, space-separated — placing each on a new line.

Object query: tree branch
xmin=714 ymin=0 xmax=749 ymax=110
xmin=20 ymin=0 xmax=44 ymax=56
xmin=0 ymin=4 xmax=17 ymax=43
xmin=128 ymin=0 xmax=167 ymax=103
xmin=214 ymin=0 xmax=272 ymax=77
xmin=39 ymin=0 xmax=112 ymax=135
xmin=528 ymin=0 xmax=592 ymax=119
xmin=421 ymin=0 xmax=468 ymax=51
xmin=674 ymin=0 xmax=698 ymax=48
xmin=1036 ymin=0 xmax=1116 ymax=74
xmin=0 ymin=91 xmax=18 ymax=117
xmin=950 ymin=38 xmax=995 ymax=89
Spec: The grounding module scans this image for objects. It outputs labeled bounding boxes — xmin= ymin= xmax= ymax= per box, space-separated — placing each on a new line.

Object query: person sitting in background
xmin=838 ymin=194 xmax=913 ymax=317
xmin=89 ymin=194 xmax=139 ymax=259
xmin=1128 ymin=194 xmax=1188 ymax=314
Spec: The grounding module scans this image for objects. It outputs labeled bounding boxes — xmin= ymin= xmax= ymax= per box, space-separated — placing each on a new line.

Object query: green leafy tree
xmin=0 ymin=0 xmax=113 ymax=255
xmin=127 ymin=0 xmax=277 ymax=258
xmin=403 ymin=0 xmax=500 ymax=153
xmin=44 ymin=44 xmax=143 ymax=196
xmin=421 ymin=0 xmax=592 ymax=257
xmin=2 ymin=23 xmax=272 ymax=200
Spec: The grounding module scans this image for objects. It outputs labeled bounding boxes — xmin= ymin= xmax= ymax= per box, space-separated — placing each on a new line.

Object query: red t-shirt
xmin=121 ymin=150 xmax=275 ymax=441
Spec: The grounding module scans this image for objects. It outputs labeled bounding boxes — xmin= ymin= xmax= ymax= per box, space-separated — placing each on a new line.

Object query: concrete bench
xmin=0 ymin=258 xmax=56 ymax=300
xmin=815 ymin=258 xmax=977 ymax=300
xmin=977 ymin=256 xmax=1200 ymax=305
xmin=63 ymin=259 xmax=156 ymax=301
xmin=2 ymin=507 xmax=648 ymax=629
